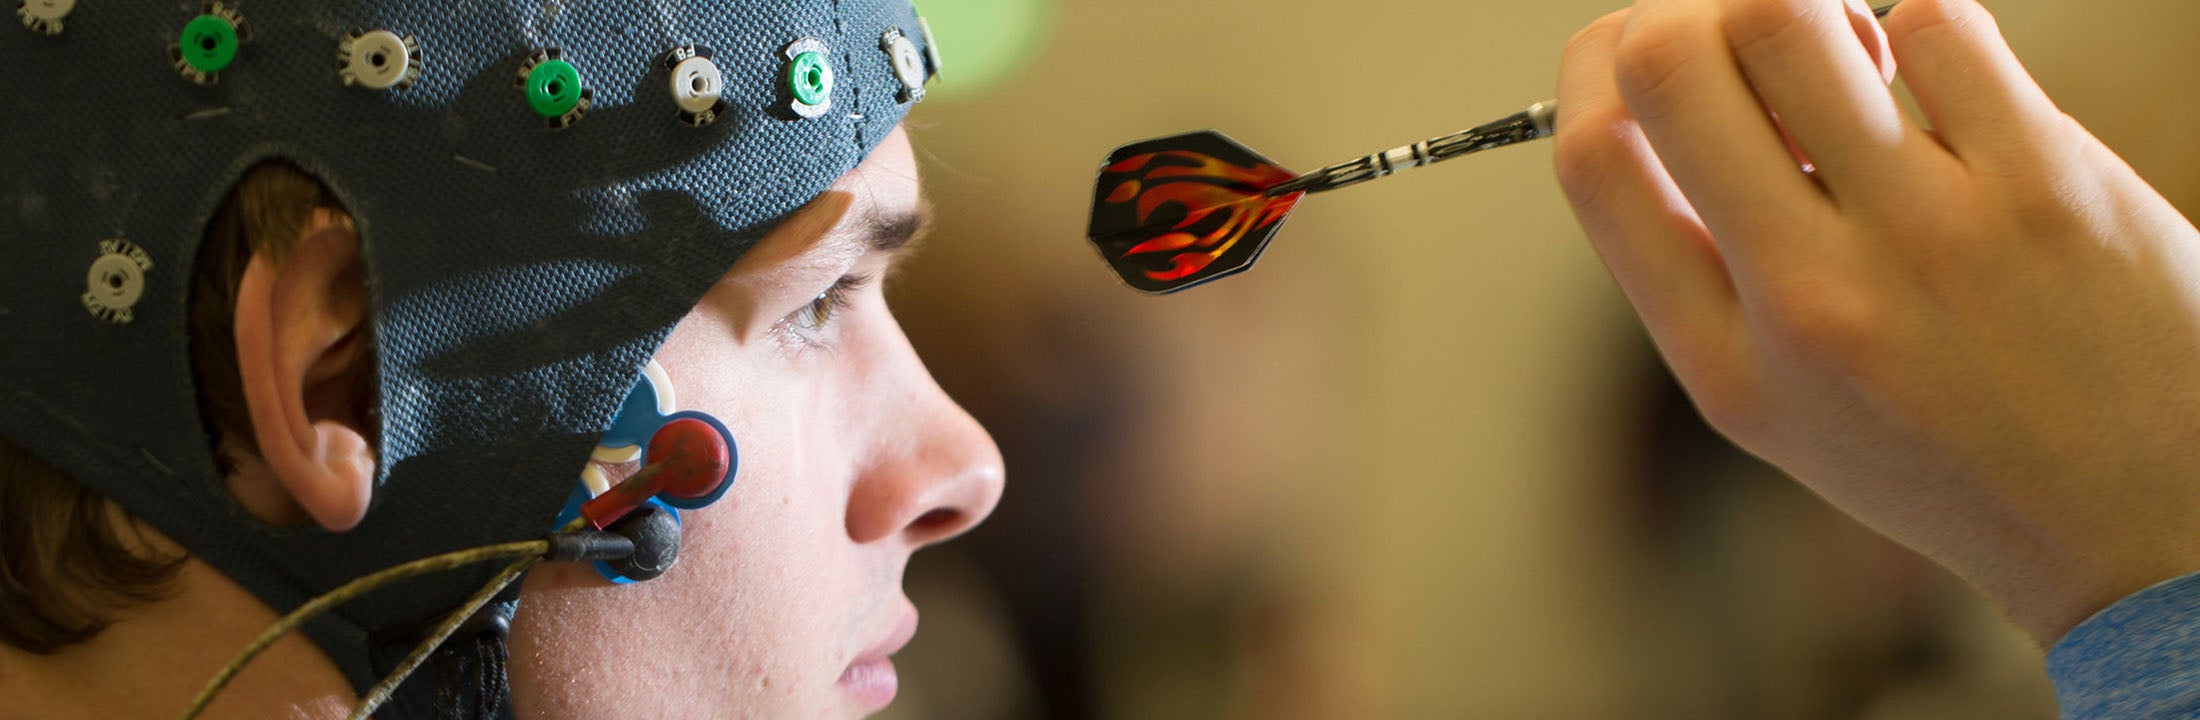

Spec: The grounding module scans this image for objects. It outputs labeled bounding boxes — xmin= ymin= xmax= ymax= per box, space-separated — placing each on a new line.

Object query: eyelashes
xmin=775 ymin=273 xmax=873 ymax=350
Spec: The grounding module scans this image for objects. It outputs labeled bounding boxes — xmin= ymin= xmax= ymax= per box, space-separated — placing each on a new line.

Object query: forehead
xmin=834 ymin=127 xmax=923 ymax=231
xmin=730 ymin=128 xmax=924 ymax=275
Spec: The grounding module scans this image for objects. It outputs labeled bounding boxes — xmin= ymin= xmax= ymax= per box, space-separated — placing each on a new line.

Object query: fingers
xmin=1721 ymin=0 xmax=1947 ymax=198
xmin=1881 ymin=0 xmax=2073 ymax=172
xmin=1555 ymin=11 xmax=1745 ymax=373
xmin=1614 ymin=0 xmax=1832 ymax=263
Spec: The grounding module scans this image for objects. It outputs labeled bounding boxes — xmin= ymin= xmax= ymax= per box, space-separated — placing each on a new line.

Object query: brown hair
xmin=0 ymin=162 xmax=355 ymax=653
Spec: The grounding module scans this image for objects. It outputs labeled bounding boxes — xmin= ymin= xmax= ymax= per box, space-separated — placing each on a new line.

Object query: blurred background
xmin=873 ymin=1 xmax=2200 ymax=718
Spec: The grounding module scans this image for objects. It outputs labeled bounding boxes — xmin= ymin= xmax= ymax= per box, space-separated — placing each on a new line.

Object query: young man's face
xmin=503 ymin=127 xmax=1005 ymax=718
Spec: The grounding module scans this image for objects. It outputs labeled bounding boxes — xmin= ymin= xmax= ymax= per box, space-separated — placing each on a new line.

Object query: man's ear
xmin=230 ymin=208 xmax=375 ymax=532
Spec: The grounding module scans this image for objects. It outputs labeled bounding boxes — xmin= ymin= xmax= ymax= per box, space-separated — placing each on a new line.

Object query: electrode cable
xmin=179 ymin=517 xmax=592 ymax=720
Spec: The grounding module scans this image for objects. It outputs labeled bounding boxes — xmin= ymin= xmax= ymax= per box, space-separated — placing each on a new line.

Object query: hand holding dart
xmin=1086 ymin=3 xmax=1896 ymax=295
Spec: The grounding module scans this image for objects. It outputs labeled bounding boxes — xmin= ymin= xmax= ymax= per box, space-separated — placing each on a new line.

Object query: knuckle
xmin=1612 ymin=19 xmax=1705 ymax=122
xmin=1721 ymin=0 xmax=1820 ymax=56
xmin=1978 ymin=112 xmax=2090 ymax=182
xmin=1980 ymin=121 xmax=2101 ymax=217
xmin=1881 ymin=0 xmax=1991 ymax=49
xmin=1998 ymin=175 xmax=2098 ymax=239
xmin=1695 ymin=389 xmax=1767 ymax=448
xmin=1551 ymin=109 xmax=1638 ymax=211
xmin=1652 ymin=329 xmax=1768 ymax=446
xmin=1565 ymin=10 xmax=1631 ymax=60
xmin=1763 ymin=280 xmax=1882 ymax=368
xmin=1678 ymin=363 xmax=1764 ymax=441
xmin=1672 ymin=356 xmax=1777 ymax=444
xmin=2048 ymin=114 xmax=2102 ymax=168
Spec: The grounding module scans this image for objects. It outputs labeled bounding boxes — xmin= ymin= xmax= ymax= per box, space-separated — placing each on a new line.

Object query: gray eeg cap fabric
xmin=0 ymin=0 xmax=928 ymax=700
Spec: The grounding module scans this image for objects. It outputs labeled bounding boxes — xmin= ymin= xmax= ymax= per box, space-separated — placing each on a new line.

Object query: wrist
xmin=1961 ymin=509 xmax=2200 ymax=647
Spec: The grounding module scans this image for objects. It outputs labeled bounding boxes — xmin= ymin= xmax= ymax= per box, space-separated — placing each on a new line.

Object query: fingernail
xmin=1845 ymin=0 xmax=1898 ymax=83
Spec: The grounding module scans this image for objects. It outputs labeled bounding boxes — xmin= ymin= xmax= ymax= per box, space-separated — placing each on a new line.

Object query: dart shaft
xmin=1264 ymin=3 xmax=1897 ymax=198
xmin=1266 ymin=102 xmax=1556 ymax=197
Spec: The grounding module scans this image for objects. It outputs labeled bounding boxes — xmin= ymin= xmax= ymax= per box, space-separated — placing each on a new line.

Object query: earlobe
xmin=299 ymin=419 xmax=375 ymax=530
xmin=231 ymin=209 xmax=377 ymax=532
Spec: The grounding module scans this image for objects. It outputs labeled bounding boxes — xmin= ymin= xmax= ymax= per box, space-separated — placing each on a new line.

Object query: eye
xmin=776 ymin=273 xmax=872 ymax=347
xmin=790 ymin=288 xmax=843 ymax=332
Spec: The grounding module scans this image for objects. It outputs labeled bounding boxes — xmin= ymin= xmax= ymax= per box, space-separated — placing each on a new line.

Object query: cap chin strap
xmin=429 ymin=600 xmax=517 ymax=720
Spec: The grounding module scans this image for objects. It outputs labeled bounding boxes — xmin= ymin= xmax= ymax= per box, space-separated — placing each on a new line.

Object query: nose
xmin=844 ymin=380 xmax=1005 ymax=548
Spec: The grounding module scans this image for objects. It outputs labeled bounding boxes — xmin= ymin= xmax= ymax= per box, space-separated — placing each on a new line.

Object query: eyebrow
xmin=854 ymin=196 xmax=934 ymax=256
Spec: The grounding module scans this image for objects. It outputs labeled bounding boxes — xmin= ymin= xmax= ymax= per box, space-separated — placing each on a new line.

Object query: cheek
xmin=505 ymin=495 xmax=855 ymax=718
xmin=502 ymin=322 xmax=871 ymax=718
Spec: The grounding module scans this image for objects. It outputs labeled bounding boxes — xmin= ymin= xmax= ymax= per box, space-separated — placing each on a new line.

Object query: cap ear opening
xmin=190 ymin=161 xmax=381 ymax=530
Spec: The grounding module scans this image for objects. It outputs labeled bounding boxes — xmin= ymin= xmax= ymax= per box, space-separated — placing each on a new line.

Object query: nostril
xmin=909 ymin=508 xmax=963 ymax=538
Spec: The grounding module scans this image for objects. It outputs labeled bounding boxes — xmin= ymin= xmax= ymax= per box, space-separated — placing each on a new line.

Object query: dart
xmin=1085 ymin=103 xmax=1556 ymax=294
xmin=1087 ymin=4 xmax=1896 ymax=295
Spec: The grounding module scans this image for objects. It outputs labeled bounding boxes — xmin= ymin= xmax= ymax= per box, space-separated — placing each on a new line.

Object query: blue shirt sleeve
xmin=2049 ymin=570 xmax=2200 ymax=718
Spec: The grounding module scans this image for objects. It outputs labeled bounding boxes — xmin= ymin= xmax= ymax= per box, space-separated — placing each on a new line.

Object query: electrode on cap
xmin=781 ymin=38 xmax=834 ymax=119
xmin=170 ymin=4 xmax=250 ymax=86
xmin=82 ymin=238 xmax=153 ymax=325
xmin=17 ymin=0 xmax=73 ymax=35
xmin=663 ymin=45 xmax=728 ymax=127
xmin=881 ymin=28 xmax=926 ymax=103
xmin=338 ymin=29 xmax=422 ymax=92
xmin=516 ymin=48 xmax=591 ymax=129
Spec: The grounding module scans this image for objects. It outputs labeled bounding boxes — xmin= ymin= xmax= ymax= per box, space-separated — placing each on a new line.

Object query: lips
xmin=839 ymin=606 xmax=917 ymax=710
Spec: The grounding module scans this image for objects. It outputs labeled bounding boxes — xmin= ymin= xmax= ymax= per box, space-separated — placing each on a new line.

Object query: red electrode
xmin=580 ymin=417 xmax=731 ymax=529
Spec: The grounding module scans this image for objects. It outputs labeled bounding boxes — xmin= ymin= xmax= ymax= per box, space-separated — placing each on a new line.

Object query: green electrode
xmin=178 ymin=14 xmax=239 ymax=74
xmin=525 ymin=59 xmax=584 ymax=118
xmin=787 ymin=50 xmax=832 ymax=107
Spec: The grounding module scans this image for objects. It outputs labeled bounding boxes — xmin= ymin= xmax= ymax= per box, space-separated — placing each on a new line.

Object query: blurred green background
xmin=878 ymin=1 xmax=2200 ymax=717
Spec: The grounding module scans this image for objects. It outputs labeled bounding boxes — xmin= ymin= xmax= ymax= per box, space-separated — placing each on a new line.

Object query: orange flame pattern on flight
xmin=1100 ymin=150 xmax=1302 ymax=282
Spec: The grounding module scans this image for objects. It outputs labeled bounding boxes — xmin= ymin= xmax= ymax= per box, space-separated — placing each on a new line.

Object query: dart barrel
xmin=1266 ymin=101 xmax=1557 ymax=197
